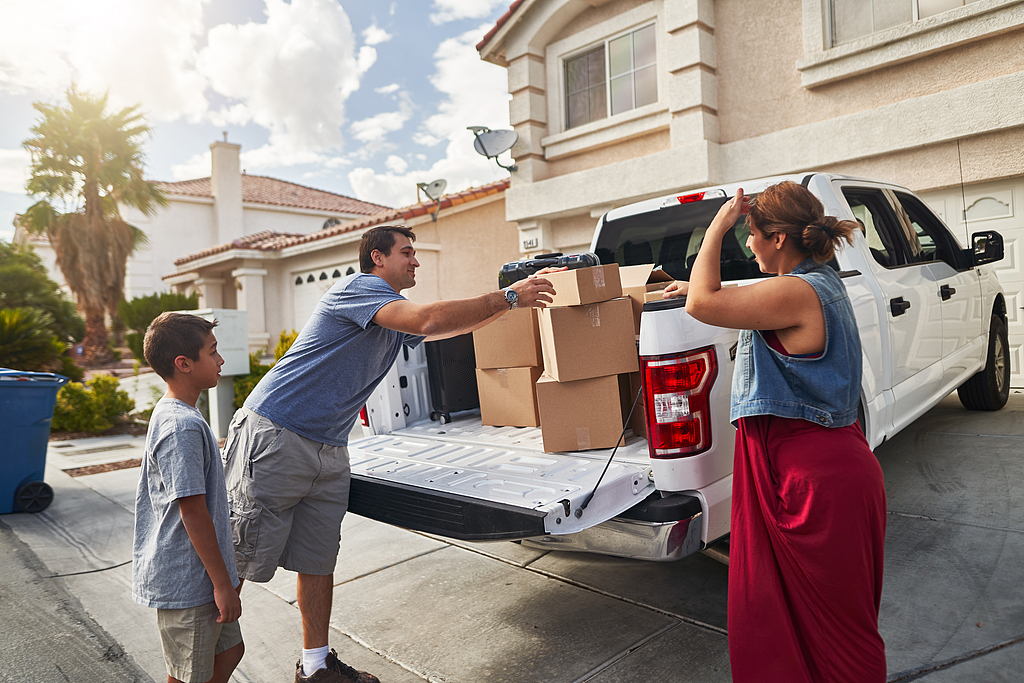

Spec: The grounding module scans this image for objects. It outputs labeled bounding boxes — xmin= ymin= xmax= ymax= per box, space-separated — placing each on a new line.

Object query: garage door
xmin=292 ymin=264 xmax=357 ymax=331
xmin=919 ymin=178 xmax=1024 ymax=388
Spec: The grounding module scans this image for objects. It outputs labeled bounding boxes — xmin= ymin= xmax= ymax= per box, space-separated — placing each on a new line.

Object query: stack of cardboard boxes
xmin=472 ymin=263 xmax=674 ymax=452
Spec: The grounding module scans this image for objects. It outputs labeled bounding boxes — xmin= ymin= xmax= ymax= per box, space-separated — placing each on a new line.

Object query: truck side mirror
xmin=970 ymin=230 xmax=1004 ymax=266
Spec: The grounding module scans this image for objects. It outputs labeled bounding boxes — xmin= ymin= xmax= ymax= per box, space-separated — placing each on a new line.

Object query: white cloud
xmin=430 ymin=0 xmax=507 ymax=25
xmin=385 ymin=155 xmax=408 ymax=174
xmin=197 ymin=0 xmax=365 ymax=167
xmin=350 ymin=96 xmax=414 ymax=144
xmin=362 ymin=23 xmax=392 ymax=46
xmin=347 ymin=26 xmax=510 ymax=208
xmin=0 ymin=148 xmax=31 ymax=195
xmin=0 ymin=0 xmax=210 ymax=121
xmin=170 ymin=152 xmax=212 ymax=181
xmin=375 ymin=83 xmax=400 ymax=95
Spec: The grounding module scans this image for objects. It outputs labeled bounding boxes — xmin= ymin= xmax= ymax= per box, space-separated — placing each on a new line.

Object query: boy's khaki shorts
xmin=157 ymin=601 xmax=242 ymax=683
xmin=223 ymin=408 xmax=350 ymax=582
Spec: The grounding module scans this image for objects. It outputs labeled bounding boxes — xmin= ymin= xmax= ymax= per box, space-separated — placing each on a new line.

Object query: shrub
xmin=232 ymin=352 xmax=272 ymax=410
xmin=275 ymin=329 xmax=299 ymax=362
xmin=0 ymin=242 xmax=84 ymax=344
xmin=51 ymin=373 xmax=136 ymax=433
xmin=119 ymin=291 xmax=199 ymax=362
xmin=0 ymin=307 xmax=67 ymax=372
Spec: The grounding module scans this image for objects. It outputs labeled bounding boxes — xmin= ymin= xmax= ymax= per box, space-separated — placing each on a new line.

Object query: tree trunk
xmin=82 ymin=305 xmax=112 ymax=365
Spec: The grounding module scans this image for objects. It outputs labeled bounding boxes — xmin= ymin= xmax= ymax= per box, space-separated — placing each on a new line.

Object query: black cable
xmin=47 ymin=559 xmax=132 ymax=578
xmin=576 ymin=382 xmax=644 ymax=517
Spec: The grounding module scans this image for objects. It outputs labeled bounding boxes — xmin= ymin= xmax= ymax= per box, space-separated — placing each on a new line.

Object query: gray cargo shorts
xmin=223 ymin=408 xmax=350 ymax=582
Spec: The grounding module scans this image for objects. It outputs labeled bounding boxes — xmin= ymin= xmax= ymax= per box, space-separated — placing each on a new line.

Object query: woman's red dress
xmin=728 ymin=412 xmax=888 ymax=682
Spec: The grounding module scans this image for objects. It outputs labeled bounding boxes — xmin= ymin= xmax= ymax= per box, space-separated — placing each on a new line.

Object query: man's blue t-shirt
xmin=245 ymin=273 xmax=424 ymax=446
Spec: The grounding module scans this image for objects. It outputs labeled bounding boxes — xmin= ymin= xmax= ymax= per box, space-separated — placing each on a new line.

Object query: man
xmin=222 ymin=225 xmax=555 ymax=683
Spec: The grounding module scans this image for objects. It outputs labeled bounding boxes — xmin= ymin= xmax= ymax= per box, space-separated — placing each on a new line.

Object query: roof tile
xmin=156 ymin=175 xmax=389 ymax=215
xmin=173 ymin=178 xmax=511 ymax=267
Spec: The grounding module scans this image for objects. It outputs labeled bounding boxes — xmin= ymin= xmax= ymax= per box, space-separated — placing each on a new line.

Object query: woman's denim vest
xmin=730 ymin=258 xmax=862 ymax=428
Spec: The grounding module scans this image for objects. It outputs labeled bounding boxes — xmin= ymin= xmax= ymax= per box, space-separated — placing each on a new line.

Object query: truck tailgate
xmin=347 ymin=415 xmax=655 ymax=540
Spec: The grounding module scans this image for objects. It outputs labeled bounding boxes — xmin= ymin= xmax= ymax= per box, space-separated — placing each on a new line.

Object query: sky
xmin=0 ymin=0 xmax=516 ymax=243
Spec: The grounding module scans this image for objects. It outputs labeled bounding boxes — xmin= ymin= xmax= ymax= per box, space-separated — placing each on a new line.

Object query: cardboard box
xmin=476 ymin=366 xmax=543 ymax=427
xmin=543 ymin=264 xmax=622 ymax=307
xmin=619 ymin=264 xmax=675 ymax=334
xmin=536 ymin=373 xmax=631 ymax=452
xmin=472 ymin=307 xmax=542 ymax=369
xmin=538 ymin=297 xmax=638 ymax=382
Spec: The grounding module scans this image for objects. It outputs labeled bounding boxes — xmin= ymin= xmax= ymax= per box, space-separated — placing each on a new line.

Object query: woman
xmin=684 ymin=181 xmax=887 ymax=682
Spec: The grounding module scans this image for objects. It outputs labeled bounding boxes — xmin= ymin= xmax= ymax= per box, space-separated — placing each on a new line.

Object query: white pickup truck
xmin=346 ymin=172 xmax=1009 ymax=562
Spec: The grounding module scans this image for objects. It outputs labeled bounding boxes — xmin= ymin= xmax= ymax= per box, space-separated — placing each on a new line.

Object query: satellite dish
xmin=416 ymin=178 xmax=448 ymax=222
xmin=467 ymin=126 xmax=518 ymax=173
xmin=417 ymin=179 xmax=447 ymax=202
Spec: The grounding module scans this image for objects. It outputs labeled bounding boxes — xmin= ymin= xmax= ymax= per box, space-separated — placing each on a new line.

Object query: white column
xmin=193 ymin=277 xmax=225 ymax=309
xmin=232 ymin=266 xmax=270 ymax=354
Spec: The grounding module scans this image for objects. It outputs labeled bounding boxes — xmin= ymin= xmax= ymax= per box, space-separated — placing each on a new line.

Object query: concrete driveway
xmin=2 ymin=392 xmax=1022 ymax=682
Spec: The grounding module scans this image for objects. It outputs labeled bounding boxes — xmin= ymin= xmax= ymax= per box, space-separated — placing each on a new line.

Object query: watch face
xmin=505 ymin=288 xmax=518 ymax=305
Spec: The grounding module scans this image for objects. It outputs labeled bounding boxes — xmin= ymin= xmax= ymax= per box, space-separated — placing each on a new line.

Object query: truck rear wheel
xmin=957 ymin=315 xmax=1009 ymax=411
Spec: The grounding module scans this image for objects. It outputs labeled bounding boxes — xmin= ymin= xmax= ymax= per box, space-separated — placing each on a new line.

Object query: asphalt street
xmin=2 ymin=391 xmax=1023 ymax=682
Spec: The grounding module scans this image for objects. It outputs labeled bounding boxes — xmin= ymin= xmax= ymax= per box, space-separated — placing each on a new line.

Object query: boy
xmin=132 ymin=312 xmax=244 ymax=683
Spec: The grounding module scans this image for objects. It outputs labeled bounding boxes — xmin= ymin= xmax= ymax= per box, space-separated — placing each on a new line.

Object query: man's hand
xmin=214 ymin=584 xmax=242 ymax=624
xmin=662 ymin=280 xmax=689 ymax=299
xmin=509 ymin=274 xmax=556 ymax=308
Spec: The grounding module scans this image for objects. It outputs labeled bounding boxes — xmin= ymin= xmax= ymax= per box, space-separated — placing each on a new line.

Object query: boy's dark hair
xmin=359 ymin=225 xmax=416 ymax=273
xmin=144 ymin=312 xmax=218 ymax=380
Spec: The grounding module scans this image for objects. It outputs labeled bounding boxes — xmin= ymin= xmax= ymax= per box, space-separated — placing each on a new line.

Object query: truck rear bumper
xmin=520 ymin=512 xmax=703 ymax=562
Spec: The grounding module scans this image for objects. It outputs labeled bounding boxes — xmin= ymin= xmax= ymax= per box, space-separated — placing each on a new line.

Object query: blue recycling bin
xmin=0 ymin=369 xmax=69 ymax=514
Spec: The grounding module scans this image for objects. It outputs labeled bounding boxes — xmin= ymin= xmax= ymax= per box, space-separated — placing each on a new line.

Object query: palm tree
xmin=21 ymin=86 xmax=167 ymax=364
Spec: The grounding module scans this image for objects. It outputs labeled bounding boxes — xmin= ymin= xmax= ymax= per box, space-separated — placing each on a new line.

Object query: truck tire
xmin=957 ymin=314 xmax=1009 ymax=411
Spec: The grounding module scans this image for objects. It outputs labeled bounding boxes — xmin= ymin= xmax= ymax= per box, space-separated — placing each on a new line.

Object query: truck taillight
xmin=359 ymin=405 xmax=369 ymax=427
xmin=641 ymin=346 xmax=717 ymax=458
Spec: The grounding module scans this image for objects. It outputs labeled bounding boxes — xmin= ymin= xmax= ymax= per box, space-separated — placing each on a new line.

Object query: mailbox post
xmin=184 ymin=308 xmax=248 ymax=438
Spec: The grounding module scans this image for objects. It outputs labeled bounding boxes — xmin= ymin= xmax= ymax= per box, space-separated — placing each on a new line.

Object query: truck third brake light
xmin=642 ymin=347 xmax=718 ymax=458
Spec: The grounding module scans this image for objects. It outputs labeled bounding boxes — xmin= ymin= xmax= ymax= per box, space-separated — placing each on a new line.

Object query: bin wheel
xmin=15 ymin=481 xmax=53 ymax=513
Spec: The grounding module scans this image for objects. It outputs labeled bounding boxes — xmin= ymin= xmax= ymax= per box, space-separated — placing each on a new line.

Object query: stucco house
xmin=14 ymin=139 xmax=390 ymax=305
xmin=476 ymin=0 xmax=1024 ymax=385
xmin=166 ymin=178 xmax=519 ymax=354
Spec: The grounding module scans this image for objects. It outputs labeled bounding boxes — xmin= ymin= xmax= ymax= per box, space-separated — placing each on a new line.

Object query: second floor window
xmin=831 ymin=0 xmax=982 ymax=45
xmin=565 ymin=23 xmax=657 ymax=130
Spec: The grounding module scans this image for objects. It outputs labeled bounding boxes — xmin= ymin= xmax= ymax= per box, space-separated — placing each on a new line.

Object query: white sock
xmin=302 ymin=646 xmax=329 ymax=676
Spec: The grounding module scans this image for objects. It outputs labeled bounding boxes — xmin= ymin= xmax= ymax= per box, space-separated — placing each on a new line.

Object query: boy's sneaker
xmin=294 ymin=649 xmax=380 ymax=683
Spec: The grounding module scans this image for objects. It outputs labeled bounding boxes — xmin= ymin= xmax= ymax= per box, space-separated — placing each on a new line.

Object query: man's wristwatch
xmin=503 ymin=287 xmax=519 ymax=309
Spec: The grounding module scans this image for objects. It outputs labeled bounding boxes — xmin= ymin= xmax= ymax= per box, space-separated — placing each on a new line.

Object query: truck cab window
xmin=842 ymin=189 xmax=902 ymax=268
xmin=892 ymin=191 xmax=967 ymax=270
xmin=595 ymin=196 xmax=768 ymax=282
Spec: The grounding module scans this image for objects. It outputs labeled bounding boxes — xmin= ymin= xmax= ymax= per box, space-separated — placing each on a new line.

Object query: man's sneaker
xmin=294 ymin=649 xmax=380 ymax=683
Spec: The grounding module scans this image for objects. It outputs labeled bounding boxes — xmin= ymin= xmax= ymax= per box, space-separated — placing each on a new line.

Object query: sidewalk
xmin=4 ymin=393 xmax=1024 ymax=682
xmin=4 ymin=433 xmax=732 ymax=683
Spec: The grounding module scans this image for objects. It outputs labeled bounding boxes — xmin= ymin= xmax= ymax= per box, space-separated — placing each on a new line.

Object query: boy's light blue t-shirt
xmin=132 ymin=398 xmax=237 ymax=609
xmin=244 ymin=273 xmax=424 ymax=447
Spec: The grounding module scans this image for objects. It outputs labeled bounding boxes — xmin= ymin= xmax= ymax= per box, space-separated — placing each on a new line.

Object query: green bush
xmin=0 ymin=242 xmax=84 ymax=344
xmin=0 ymin=307 xmax=67 ymax=372
xmin=118 ymin=291 xmax=199 ymax=363
xmin=232 ymin=352 xmax=273 ymax=410
xmin=232 ymin=329 xmax=300 ymax=409
xmin=51 ymin=373 xmax=136 ymax=433
xmin=274 ymin=329 xmax=299 ymax=362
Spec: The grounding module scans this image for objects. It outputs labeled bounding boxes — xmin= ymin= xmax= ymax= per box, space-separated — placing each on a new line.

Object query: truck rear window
xmin=594 ymin=197 xmax=770 ymax=282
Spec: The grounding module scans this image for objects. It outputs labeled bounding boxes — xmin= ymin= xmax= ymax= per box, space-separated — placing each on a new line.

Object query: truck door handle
xmin=940 ymin=284 xmax=956 ymax=300
xmin=890 ymin=297 xmax=911 ymax=317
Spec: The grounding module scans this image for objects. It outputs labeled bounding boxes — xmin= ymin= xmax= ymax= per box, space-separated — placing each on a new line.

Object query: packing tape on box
xmin=593 ymin=268 xmax=605 ymax=289
xmin=497 ymin=368 xmax=508 ymax=388
xmin=585 ymin=304 xmax=601 ymax=327
xmin=576 ymin=426 xmax=591 ymax=449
